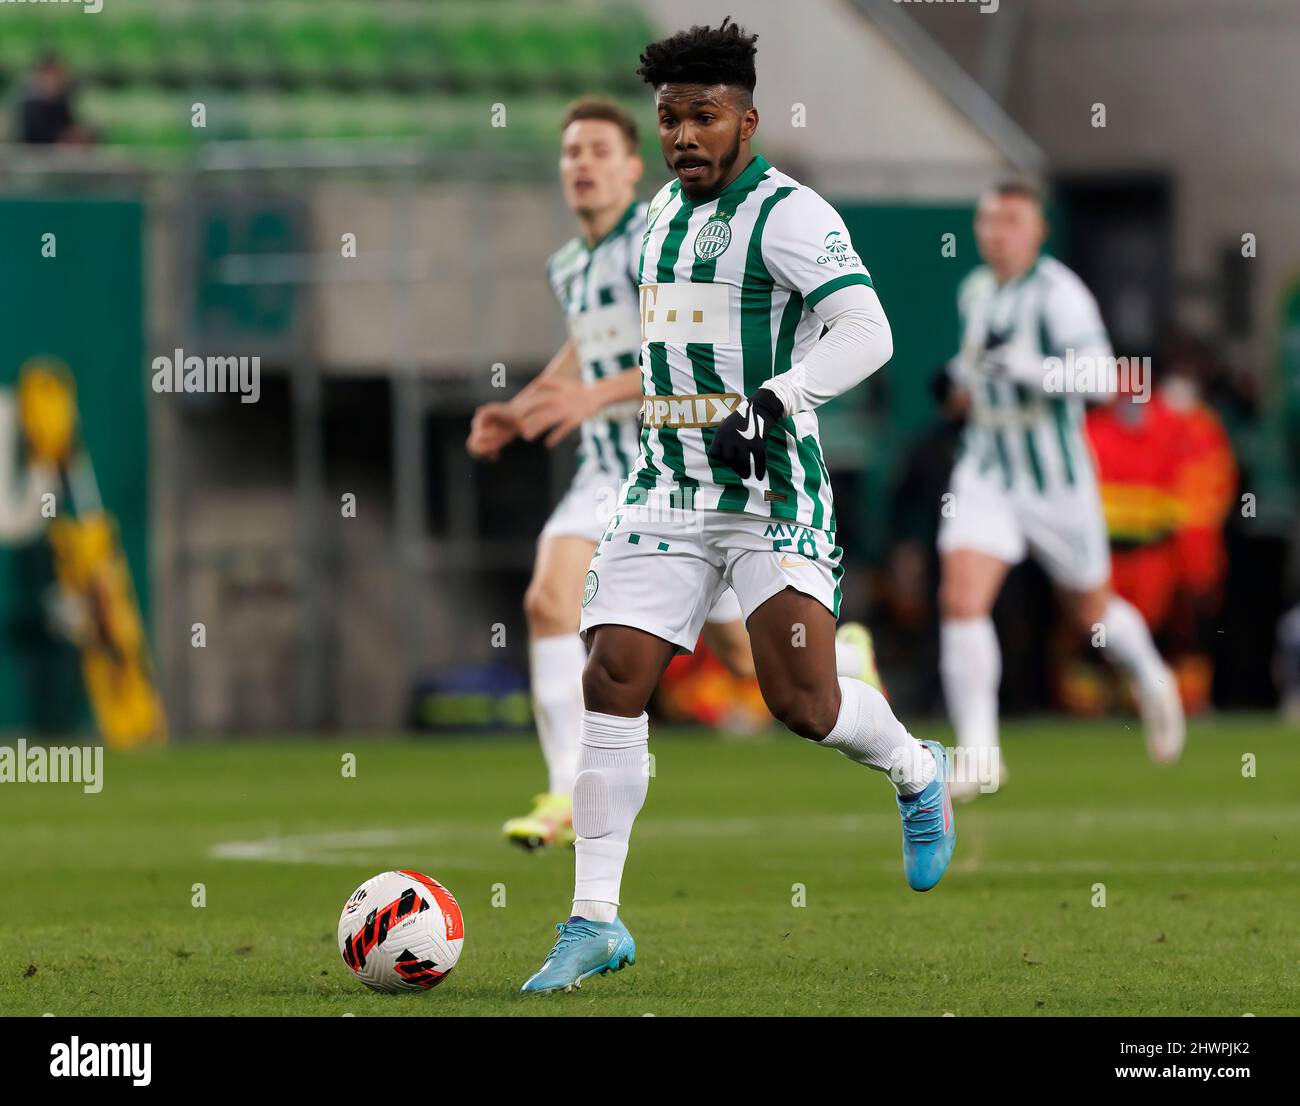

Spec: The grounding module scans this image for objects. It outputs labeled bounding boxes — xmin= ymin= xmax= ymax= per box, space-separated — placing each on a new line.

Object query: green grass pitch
xmin=1 ymin=717 xmax=1296 ymax=1016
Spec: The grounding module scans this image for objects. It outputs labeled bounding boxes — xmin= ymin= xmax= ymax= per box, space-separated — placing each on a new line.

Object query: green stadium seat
xmin=274 ymin=12 xmax=341 ymax=88
xmin=79 ymin=85 xmax=197 ymax=148
xmin=439 ymin=18 xmax=503 ymax=94
xmin=47 ymin=17 xmax=102 ymax=82
xmin=223 ymin=11 xmax=279 ymax=86
xmin=334 ymin=16 xmax=390 ymax=87
xmin=610 ymin=16 xmax=658 ymax=74
xmin=390 ymin=19 xmax=445 ymax=91
xmin=111 ymin=14 xmax=165 ymax=84
xmin=167 ymin=12 xmax=223 ymax=86
xmin=427 ymin=95 xmax=486 ymax=149
xmin=0 ymin=15 xmax=66 ymax=91
xmin=564 ymin=18 xmax=623 ymax=95
xmin=37 ymin=1 xmax=659 ymax=153
xmin=243 ymin=92 xmax=285 ymax=141
xmin=357 ymin=94 xmax=420 ymax=140
xmin=507 ymin=18 xmax=570 ymax=94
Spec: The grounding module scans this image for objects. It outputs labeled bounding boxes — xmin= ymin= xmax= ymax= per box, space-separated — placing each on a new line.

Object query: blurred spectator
xmin=1157 ymin=329 xmax=1289 ymax=709
xmin=1163 ymin=350 xmax=1237 ymax=624
xmin=17 ymin=54 xmax=95 ymax=146
xmin=1087 ymin=385 xmax=1184 ymax=629
xmin=1082 ymin=335 xmax=1237 ymax=713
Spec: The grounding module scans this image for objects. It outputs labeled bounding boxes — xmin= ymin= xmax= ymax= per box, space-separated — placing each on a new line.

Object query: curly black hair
xmin=636 ymin=16 xmax=758 ymax=94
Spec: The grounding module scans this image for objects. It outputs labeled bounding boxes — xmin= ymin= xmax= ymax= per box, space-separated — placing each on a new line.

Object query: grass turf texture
xmin=1 ymin=717 xmax=1296 ymax=1016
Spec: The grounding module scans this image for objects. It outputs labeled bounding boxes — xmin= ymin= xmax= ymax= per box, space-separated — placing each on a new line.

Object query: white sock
xmin=940 ymin=616 xmax=1001 ymax=754
xmin=1096 ymin=596 xmax=1167 ymax=691
xmin=835 ymin=638 xmax=863 ymax=678
xmin=529 ymin=634 xmax=586 ymax=795
xmin=819 ymin=677 xmax=936 ymax=795
xmin=571 ymin=899 xmax=617 ymax=923
xmin=571 ymin=710 xmax=649 ymax=920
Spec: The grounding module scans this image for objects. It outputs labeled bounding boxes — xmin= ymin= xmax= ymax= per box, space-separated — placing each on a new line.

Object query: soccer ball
xmin=337 ymin=870 xmax=464 ymax=993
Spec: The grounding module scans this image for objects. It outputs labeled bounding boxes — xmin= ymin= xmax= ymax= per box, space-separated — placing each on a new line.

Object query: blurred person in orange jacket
xmin=1087 ymin=337 xmax=1236 ymax=712
xmin=1087 ymin=388 xmax=1183 ymax=630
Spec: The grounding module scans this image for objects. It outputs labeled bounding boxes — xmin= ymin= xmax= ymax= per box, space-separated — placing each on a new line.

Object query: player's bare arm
xmin=516 ymin=363 xmax=642 ymax=447
xmin=465 ymin=339 xmax=578 ymax=460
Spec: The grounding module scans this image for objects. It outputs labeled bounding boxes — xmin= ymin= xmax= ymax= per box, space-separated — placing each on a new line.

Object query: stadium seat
xmin=440 ymin=18 xmax=509 ymax=94
xmin=389 ymin=18 xmax=444 ymax=91
xmin=0 ymin=13 xmax=54 ymax=82
xmin=167 ymin=13 xmax=223 ymax=87
xmin=79 ymin=86 xmax=197 ymax=148
xmin=334 ymin=16 xmax=390 ymax=88
xmin=222 ymin=11 xmax=279 ymax=87
xmin=111 ymin=14 xmax=165 ymax=85
xmin=10 ymin=0 xmax=658 ymax=152
xmin=275 ymin=13 xmax=341 ymax=88
xmin=565 ymin=17 xmax=628 ymax=95
xmin=48 ymin=17 xmax=103 ymax=83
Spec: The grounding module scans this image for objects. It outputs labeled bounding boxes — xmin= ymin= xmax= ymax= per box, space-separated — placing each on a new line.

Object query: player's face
xmin=974 ymin=193 xmax=1045 ymax=277
xmin=559 ymin=119 xmax=642 ymax=218
xmin=654 ymin=84 xmax=757 ymax=201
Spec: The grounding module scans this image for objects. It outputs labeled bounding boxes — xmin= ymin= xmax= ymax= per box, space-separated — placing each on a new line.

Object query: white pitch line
xmin=210 ymin=812 xmax=1300 ymax=873
xmin=633 ymin=804 xmax=1300 ymax=837
xmin=210 ymin=826 xmax=492 ymax=867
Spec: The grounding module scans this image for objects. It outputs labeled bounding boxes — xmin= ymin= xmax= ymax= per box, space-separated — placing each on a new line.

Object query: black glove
xmin=708 ymin=387 xmax=784 ymax=481
xmin=975 ymin=327 xmax=1012 ymax=379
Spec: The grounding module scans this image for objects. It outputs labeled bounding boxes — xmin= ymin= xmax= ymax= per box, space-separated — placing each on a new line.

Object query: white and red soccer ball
xmin=338 ymin=870 xmax=464 ymax=993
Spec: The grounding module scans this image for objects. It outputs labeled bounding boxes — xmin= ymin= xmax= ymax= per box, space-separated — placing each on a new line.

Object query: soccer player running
xmin=467 ymin=98 xmax=759 ymax=850
xmin=938 ymin=182 xmax=1185 ymax=802
xmin=521 ymin=19 xmax=953 ymax=995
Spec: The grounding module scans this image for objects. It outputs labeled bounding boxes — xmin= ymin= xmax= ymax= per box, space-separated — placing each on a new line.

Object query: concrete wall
xmin=311 ymin=181 xmax=573 ymax=376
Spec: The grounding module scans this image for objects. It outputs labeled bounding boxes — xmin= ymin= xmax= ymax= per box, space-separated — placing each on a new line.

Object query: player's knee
xmin=768 ymin=688 xmax=838 ymax=741
xmin=940 ymin=575 xmax=985 ymax=620
xmin=1072 ymin=591 xmax=1109 ymax=637
xmin=523 ymin=580 xmax=570 ymax=635
xmin=582 ymin=653 xmax=643 ymax=715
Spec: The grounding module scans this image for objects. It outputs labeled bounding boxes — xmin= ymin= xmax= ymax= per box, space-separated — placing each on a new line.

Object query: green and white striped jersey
xmin=954 ymin=256 xmax=1112 ymax=494
xmin=630 ymin=154 xmax=874 ymax=528
xmin=545 ymin=200 xmax=647 ymax=480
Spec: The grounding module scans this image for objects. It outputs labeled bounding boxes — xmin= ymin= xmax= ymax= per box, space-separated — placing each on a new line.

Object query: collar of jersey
xmin=586 ymin=200 xmax=641 ymax=253
xmin=995 ymin=256 xmax=1043 ymax=291
xmin=674 ymin=154 xmax=771 ymax=212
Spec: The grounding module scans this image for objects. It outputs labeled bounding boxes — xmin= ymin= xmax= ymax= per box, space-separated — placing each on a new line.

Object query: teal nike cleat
xmin=519 ymin=916 xmax=636 ymax=994
xmin=897 ymin=739 xmax=956 ymax=892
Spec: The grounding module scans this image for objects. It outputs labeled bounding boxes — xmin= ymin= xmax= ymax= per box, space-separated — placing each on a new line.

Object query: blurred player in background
xmin=520 ymin=19 xmax=952 ymax=995
xmin=938 ymin=183 xmax=1184 ymax=801
xmin=466 ymin=99 xmax=758 ymax=850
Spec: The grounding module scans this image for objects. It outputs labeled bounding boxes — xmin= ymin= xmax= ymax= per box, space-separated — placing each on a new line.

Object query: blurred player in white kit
xmin=938 ymin=182 xmax=1185 ymax=800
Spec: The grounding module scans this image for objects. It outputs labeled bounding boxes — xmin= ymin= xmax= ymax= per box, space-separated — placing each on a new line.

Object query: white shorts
xmin=541 ymin=472 xmax=745 ymax=626
xmin=937 ymin=456 xmax=1111 ymax=591
xmin=539 ymin=468 xmax=624 ymax=545
xmin=579 ymin=505 xmax=843 ymax=655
